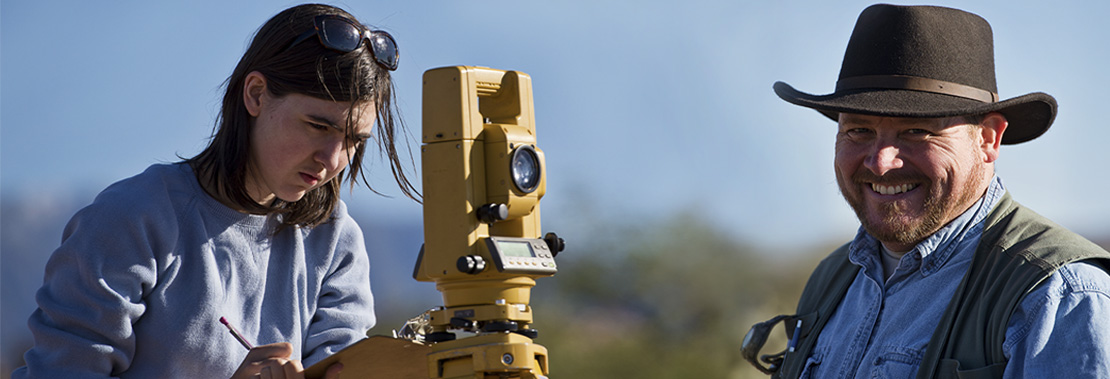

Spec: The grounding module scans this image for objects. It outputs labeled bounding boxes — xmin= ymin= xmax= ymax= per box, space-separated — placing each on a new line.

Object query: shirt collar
xmin=848 ymin=176 xmax=1007 ymax=275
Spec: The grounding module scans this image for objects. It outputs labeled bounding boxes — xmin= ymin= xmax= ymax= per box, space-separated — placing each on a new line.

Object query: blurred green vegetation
xmin=530 ymin=212 xmax=831 ymax=379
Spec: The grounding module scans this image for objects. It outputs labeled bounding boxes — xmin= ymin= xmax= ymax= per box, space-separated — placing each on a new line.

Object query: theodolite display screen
xmin=485 ymin=236 xmax=557 ymax=275
xmin=499 ymin=241 xmax=535 ymax=258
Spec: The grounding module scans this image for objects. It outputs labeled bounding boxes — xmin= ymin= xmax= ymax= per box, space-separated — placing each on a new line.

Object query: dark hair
xmin=187 ymin=3 xmax=419 ymax=230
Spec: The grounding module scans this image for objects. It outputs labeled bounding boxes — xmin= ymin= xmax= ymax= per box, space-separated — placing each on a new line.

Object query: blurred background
xmin=2 ymin=1 xmax=1107 ymax=377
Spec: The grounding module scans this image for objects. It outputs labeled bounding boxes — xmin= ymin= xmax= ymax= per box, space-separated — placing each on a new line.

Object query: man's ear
xmin=979 ymin=112 xmax=1007 ymax=163
xmin=243 ymin=71 xmax=268 ymax=118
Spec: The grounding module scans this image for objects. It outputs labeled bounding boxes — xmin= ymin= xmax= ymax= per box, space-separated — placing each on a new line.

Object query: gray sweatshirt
xmin=13 ymin=163 xmax=375 ymax=378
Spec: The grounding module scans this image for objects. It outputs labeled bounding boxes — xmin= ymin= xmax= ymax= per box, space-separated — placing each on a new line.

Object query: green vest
xmin=775 ymin=193 xmax=1110 ymax=379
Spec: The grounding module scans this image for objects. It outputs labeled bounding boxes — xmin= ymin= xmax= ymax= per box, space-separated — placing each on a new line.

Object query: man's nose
xmin=864 ymin=144 xmax=903 ymax=176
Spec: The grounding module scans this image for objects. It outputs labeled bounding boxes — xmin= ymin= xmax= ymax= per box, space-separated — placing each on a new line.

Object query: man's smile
xmin=870 ymin=183 xmax=920 ymax=196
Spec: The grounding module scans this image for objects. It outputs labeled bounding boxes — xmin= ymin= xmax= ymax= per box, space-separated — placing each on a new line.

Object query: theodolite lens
xmin=510 ymin=145 xmax=540 ymax=193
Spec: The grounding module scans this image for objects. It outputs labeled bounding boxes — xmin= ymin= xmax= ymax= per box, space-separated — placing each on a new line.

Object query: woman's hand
xmin=230 ymin=342 xmax=344 ymax=379
xmin=230 ymin=342 xmax=302 ymax=379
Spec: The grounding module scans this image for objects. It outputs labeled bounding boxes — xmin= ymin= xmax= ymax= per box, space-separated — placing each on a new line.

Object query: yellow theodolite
xmin=304 ymin=65 xmax=561 ymax=379
xmin=413 ymin=66 xmax=562 ymax=379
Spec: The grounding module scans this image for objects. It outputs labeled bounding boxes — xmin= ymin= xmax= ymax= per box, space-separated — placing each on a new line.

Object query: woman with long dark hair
xmin=13 ymin=4 xmax=417 ymax=378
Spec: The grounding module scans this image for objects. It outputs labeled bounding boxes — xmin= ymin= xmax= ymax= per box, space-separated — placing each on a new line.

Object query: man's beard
xmin=837 ymin=161 xmax=987 ymax=248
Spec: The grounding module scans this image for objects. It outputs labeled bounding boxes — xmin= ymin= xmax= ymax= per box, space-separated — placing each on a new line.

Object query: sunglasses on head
xmin=285 ymin=14 xmax=399 ymax=71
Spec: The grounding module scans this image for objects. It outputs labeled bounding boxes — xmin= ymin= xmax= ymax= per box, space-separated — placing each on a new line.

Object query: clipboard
xmin=304 ymin=335 xmax=431 ymax=378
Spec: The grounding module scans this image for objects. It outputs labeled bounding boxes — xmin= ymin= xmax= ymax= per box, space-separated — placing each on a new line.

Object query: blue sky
xmin=3 ymin=0 xmax=1108 ymax=250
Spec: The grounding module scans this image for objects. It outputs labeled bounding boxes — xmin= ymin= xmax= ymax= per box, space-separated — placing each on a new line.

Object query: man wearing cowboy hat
xmin=750 ymin=4 xmax=1110 ymax=378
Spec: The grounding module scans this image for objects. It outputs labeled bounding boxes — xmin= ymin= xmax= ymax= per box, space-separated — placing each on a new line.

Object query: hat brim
xmin=773 ymin=81 xmax=1057 ymax=144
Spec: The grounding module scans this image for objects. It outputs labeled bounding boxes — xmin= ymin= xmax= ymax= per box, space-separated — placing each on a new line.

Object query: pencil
xmin=219 ymin=316 xmax=254 ymax=350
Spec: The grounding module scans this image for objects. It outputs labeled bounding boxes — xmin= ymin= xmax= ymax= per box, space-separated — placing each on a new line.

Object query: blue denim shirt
xmin=800 ymin=177 xmax=1110 ymax=378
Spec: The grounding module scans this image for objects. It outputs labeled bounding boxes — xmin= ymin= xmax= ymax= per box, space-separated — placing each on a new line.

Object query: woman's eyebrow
xmin=306 ymin=114 xmax=341 ymax=130
xmin=308 ymin=114 xmax=372 ymax=140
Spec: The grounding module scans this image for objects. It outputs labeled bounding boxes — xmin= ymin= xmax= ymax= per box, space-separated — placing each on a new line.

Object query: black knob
xmin=543 ymin=232 xmax=565 ymax=256
xmin=426 ymin=331 xmax=456 ymax=343
xmin=450 ymin=317 xmax=477 ymax=330
xmin=482 ymin=320 xmax=519 ymax=333
xmin=476 ymin=203 xmax=508 ymax=224
xmin=456 ymin=255 xmax=486 ymax=274
xmin=514 ymin=328 xmax=539 ymax=339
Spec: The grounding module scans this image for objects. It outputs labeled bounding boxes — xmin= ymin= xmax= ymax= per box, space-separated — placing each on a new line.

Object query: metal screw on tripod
xmin=502 ymin=353 xmax=514 ymax=365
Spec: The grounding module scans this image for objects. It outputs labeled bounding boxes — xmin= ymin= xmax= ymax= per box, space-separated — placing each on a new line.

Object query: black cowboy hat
xmin=774 ymin=4 xmax=1056 ymax=144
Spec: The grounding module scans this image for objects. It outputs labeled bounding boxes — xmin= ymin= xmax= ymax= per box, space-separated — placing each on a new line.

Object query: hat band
xmin=836 ymin=75 xmax=999 ymax=103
